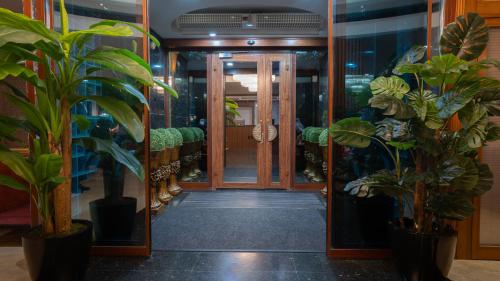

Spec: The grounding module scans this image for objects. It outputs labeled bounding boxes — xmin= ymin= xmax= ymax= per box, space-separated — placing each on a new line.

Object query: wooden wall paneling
xmin=164 ymin=38 xmax=327 ymax=49
xmin=210 ymin=54 xmax=225 ymax=187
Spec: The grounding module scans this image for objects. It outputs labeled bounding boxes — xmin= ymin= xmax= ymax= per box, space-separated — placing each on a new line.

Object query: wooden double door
xmin=210 ymin=53 xmax=293 ymax=188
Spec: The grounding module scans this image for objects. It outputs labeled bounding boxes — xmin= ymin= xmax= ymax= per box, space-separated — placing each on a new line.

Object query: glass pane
xmin=224 ymin=61 xmax=259 ymax=183
xmin=331 ymin=0 xmax=430 ymax=249
xmin=56 ymin=0 xmax=147 ymax=246
xmin=479 ymin=27 xmax=500 ymax=246
xmin=295 ymin=51 xmax=328 ymax=184
xmin=0 ymin=0 xmax=31 ymax=244
xmin=168 ymin=52 xmax=208 ymax=182
xmin=271 ymin=61 xmax=280 ymax=183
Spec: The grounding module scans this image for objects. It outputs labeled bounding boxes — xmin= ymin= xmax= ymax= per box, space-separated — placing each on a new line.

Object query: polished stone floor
xmin=85 ymin=251 xmax=400 ymax=281
xmin=3 ymin=247 xmax=500 ymax=281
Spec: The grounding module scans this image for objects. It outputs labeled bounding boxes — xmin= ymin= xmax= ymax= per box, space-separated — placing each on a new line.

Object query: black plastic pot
xmin=89 ymin=197 xmax=137 ymax=242
xmin=391 ymin=226 xmax=457 ymax=281
xmin=22 ymin=219 xmax=92 ymax=281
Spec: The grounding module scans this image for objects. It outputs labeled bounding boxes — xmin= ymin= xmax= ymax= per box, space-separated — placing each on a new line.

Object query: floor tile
xmin=194 ymin=252 xmax=296 ymax=272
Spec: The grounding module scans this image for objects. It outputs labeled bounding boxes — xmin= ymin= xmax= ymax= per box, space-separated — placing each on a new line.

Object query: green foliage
xmin=329 ymin=117 xmax=376 ymax=148
xmin=319 ymin=129 xmax=329 ymax=147
xmin=150 ymin=130 xmax=164 ymax=151
xmin=308 ymin=128 xmax=324 ymax=144
xmin=192 ymin=127 xmax=205 ymax=142
xmin=166 ymin=128 xmax=183 ymax=146
xmin=156 ymin=128 xmax=175 ymax=149
xmin=178 ymin=127 xmax=196 ymax=143
xmin=302 ymin=127 xmax=313 ymax=142
xmin=0 ymin=2 xmax=178 ymax=234
xmin=370 ymin=76 xmax=410 ymax=99
xmin=325 ymin=13 xmax=499 ymax=231
xmin=440 ymin=12 xmax=489 ymax=61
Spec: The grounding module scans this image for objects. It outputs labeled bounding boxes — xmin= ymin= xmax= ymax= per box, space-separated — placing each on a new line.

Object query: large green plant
xmin=0 ymin=1 xmax=176 ymax=235
xmin=329 ymin=13 xmax=499 ymax=233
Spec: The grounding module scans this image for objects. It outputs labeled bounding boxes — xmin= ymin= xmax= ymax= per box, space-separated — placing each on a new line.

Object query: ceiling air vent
xmin=174 ymin=7 xmax=324 ymax=36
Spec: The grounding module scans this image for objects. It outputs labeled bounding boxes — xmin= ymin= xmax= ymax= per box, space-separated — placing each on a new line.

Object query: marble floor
xmin=2 ymin=247 xmax=500 ymax=281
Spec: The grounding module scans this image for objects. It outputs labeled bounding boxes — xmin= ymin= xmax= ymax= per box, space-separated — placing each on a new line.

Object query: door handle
xmin=252 ymin=123 xmax=264 ymax=143
xmin=268 ymin=124 xmax=278 ymax=142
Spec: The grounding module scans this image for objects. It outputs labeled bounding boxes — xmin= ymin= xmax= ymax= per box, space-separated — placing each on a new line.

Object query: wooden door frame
xmin=442 ymin=0 xmax=500 ymax=261
xmin=209 ymin=52 xmax=293 ymax=189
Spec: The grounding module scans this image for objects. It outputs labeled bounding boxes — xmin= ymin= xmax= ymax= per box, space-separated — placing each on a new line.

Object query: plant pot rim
xmin=22 ymin=219 xmax=92 ymax=240
xmin=391 ymin=225 xmax=458 ymax=237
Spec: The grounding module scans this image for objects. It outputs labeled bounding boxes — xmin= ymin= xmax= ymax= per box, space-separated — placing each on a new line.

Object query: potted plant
xmin=88 ymin=117 xmax=141 ymax=243
xmin=329 ymin=13 xmax=499 ymax=280
xmin=0 ymin=1 xmax=176 ymax=280
xmin=156 ymin=128 xmax=174 ymax=203
xmin=166 ymin=128 xmax=183 ymax=195
xmin=319 ymin=129 xmax=329 ymax=196
xmin=179 ymin=127 xmax=196 ymax=181
xmin=150 ymin=130 xmax=166 ymax=213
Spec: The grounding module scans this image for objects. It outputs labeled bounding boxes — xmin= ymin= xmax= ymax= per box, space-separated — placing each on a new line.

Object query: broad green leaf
xmin=408 ymin=90 xmax=443 ymax=129
xmin=459 ymin=104 xmax=488 ymax=148
xmin=85 ymin=96 xmax=144 ymax=142
xmin=476 ymin=88 xmax=500 ymax=116
xmin=0 ymin=175 xmax=27 ymax=191
xmin=421 ymin=54 xmax=469 ymax=87
xmin=451 ymin=157 xmax=479 ymax=193
xmin=428 ymin=192 xmax=475 ymax=221
xmin=80 ymin=137 xmax=144 ymax=181
xmin=474 ymin=163 xmax=493 ymax=196
xmin=90 ymin=20 xmax=161 ymax=48
xmin=34 ymin=154 xmax=63 ymax=184
xmin=82 ymin=47 xmax=153 ymax=85
xmin=0 ymin=43 xmax=39 ymax=63
xmin=0 ymin=62 xmax=43 ymax=87
xmin=437 ymin=81 xmax=480 ymax=118
xmin=62 ymin=25 xmax=133 ymax=45
xmin=0 ymin=149 xmax=36 ymax=184
xmin=0 ymin=8 xmax=59 ymax=42
xmin=393 ymin=45 xmax=426 ymax=75
xmin=486 ymin=122 xmax=500 ymax=142
xmin=393 ymin=63 xmax=425 ymax=75
xmin=440 ymin=12 xmax=488 ymax=61
xmin=387 ymin=140 xmax=416 ymax=150
xmin=0 ymin=116 xmax=21 ymax=142
xmin=375 ymin=118 xmax=411 ymax=141
xmin=368 ymin=94 xmax=415 ymax=119
xmin=3 ymin=91 xmax=49 ymax=133
xmin=329 ymin=117 xmax=376 ymax=148
xmin=154 ymin=77 xmax=178 ymax=98
xmin=83 ymin=77 xmax=149 ymax=108
xmin=370 ymin=76 xmax=410 ymax=99
xmin=72 ymin=115 xmax=91 ymax=131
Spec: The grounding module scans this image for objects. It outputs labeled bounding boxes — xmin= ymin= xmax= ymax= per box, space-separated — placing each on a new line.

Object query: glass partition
xmin=55 ymin=0 xmax=147 ymax=246
xmin=295 ymin=50 xmax=328 ymax=184
xmin=167 ymin=51 xmax=208 ymax=182
xmin=0 ymin=0 xmax=31 ymax=245
xmin=330 ymin=0 xmax=435 ymax=249
xmin=479 ymin=28 xmax=500 ymax=246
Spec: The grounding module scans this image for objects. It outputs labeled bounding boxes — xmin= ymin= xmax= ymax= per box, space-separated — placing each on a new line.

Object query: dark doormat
xmin=152 ymin=191 xmax=326 ymax=252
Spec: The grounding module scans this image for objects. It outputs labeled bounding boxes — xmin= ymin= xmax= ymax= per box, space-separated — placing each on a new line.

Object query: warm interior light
xmin=209 ymin=32 xmax=217 ymax=37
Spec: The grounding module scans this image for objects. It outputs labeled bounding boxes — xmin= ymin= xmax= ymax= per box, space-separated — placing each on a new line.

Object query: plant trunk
xmin=414 ymin=151 xmax=425 ymax=232
xmin=53 ymin=99 xmax=72 ymax=234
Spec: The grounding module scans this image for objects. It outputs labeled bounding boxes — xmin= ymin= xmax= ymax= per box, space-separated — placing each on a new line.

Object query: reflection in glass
xmin=0 ymin=0 xmax=31 ymax=244
xmin=479 ymin=28 xmax=500 ymax=246
xmin=271 ymin=62 xmax=280 ymax=183
xmin=168 ymin=52 xmax=208 ymax=182
xmin=331 ymin=0 xmax=432 ymax=249
xmin=295 ymin=51 xmax=328 ymax=184
xmin=56 ymin=0 xmax=147 ymax=246
xmin=224 ymin=62 xmax=259 ymax=183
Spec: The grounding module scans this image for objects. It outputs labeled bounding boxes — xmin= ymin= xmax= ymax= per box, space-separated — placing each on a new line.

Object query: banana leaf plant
xmin=0 ymin=0 xmax=176 ymax=236
xmin=329 ymin=13 xmax=499 ymax=234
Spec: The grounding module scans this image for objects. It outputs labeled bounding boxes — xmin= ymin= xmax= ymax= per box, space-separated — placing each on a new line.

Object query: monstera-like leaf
xmin=329 ymin=117 xmax=376 ymax=148
xmin=369 ymin=94 xmax=415 ymax=119
xmin=393 ymin=45 xmax=427 ymax=75
xmin=420 ymin=54 xmax=469 ymax=87
xmin=437 ymin=80 xmax=480 ymax=119
xmin=370 ymin=76 xmax=410 ymax=99
xmin=459 ymin=103 xmax=489 ymax=148
xmin=407 ymin=90 xmax=443 ymax=129
xmin=476 ymin=88 xmax=500 ymax=116
xmin=440 ymin=12 xmax=489 ymax=61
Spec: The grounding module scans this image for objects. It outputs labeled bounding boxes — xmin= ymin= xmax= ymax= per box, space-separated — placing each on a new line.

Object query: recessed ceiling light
xmin=246 ymin=23 xmax=254 ymax=27
xmin=226 ymin=62 xmax=234 ymax=67
xmin=209 ymin=32 xmax=217 ymax=37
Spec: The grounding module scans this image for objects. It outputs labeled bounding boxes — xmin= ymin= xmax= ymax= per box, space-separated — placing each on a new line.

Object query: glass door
xmin=211 ymin=53 xmax=292 ymax=188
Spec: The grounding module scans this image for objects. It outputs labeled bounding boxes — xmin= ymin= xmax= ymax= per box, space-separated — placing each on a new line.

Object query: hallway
xmin=152 ymin=191 xmax=326 ymax=252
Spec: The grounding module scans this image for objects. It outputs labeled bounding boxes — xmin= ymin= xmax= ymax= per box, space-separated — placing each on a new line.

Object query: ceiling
xmin=60 ymin=0 xmax=439 ymax=39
